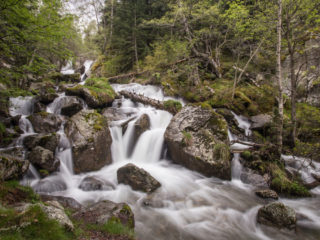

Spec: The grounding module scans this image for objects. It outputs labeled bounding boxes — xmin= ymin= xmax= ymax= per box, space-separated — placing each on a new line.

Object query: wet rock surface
xmin=79 ymin=176 xmax=115 ymax=191
xmin=164 ymin=106 xmax=231 ymax=180
xmin=65 ymin=109 xmax=112 ymax=173
xmin=255 ymin=189 xmax=279 ymax=200
xmin=133 ymin=114 xmax=150 ymax=142
xmin=60 ymin=98 xmax=83 ymax=117
xmin=40 ymin=195 xmax=83 ymax=210
xmin=250 ymin=114 xmax=272 ymax=131
xmin=117 ymin=163 xmax=161 ymax=193
xmin=24 ymin=133 xmax=60 ymax=152
xmin=257 ymin=202 xmax=296 ymax=229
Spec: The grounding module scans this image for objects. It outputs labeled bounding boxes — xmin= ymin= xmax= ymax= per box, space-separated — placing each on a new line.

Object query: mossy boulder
xmin=49 ymin=72 xmax=81 ymax=83
xmin=163 ymin=100 xmax=182 ymax=114
xmin=24 ymin=133 xmax=60 ymax=152
xmin=164 ymin=106 xmax=231 ymax=180
xmin=65 ymin=109 xmax=112 ymax=173
xmin=257 ymin=202 xmax=296 ymax=229
xmin=0 ymin=154 xmax=29 ymax=181
xmin=134 ymin=114 xmax=150 ymax=142
xmin=66 ymin=77 xmax=116 ymax=109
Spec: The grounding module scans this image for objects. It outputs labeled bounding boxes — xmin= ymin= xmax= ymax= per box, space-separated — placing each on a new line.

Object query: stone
xmin=79 ymin=176 xmax=115 ymax=191
xmin=255 ymin=189 xmax=279 ymax=200
xmin=28 ymin=112 xmax=62 ymax=134
xmin=27 ymin=146 xmax=59 ymax=175
xmin=38 ymin=92 xmax=58 ymax=104
xmin=60 ymin=99 xmax=83 ymax=117
xmin=240 ymin=169 xmax=269 ymax=188
xmin=72 ymin=200 xmax=134 ymax=229
xmin=75 ymin=65 xmax=85 ymax=75
xmin=134 ymin=114 xmax=150 ymax=142
xmin=250 ymin=114 xmax=273 ymax=131
xmin=0 ymin=154 xmax=29 ymax=181
xmin=33 ymin=179 xmax=67 ymax=193
xmin=33 ymin=101 xmax=46 ymax=113
xmin=24 ymin=133 xmax=60 ymax=152
xmin=117 ymin=163 xmax=161 ymax=193
xmin=65 ymin=109 xmax=112 ymax=173
xmin=257 ymin=202 xmax=296 ymax=229
xmin=0 ymin=146 xmax=24 ymax=158
xmin=66 ymin=86 xmax=115 ymax=109
xmin=50 ymin=72 xmax=81 ymax=83
xmin=216 ymin=108 xmax=245 ymax=137
xmin=40 ymin=195 xmax=83 ymax=210
xmin=164 ymin=106 xmax=231 ymax=180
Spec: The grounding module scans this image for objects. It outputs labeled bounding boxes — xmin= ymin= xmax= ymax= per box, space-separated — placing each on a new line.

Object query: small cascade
xmin=231 ymin=111 xmax=252 ymax=137
xmin=61 ymin=61 xmax=75 ymax=74
xmin=80 ymin=60 xmax=94 ymax=83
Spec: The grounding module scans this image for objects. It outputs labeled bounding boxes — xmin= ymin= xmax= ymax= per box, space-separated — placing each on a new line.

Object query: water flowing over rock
xmin=27 ymin=146 xmax=60 ymax=176
xmin=250 ymin=114 xmax=272 ymax=131
xmin=28 ymin=112 xmax=62 ymax=134
xmin=79 ymin=176 xmax=115 ymax=191
xmin=24 ymin=133 xmax=60 ymax=152
xmin=117 ymin=163 xmax=161 ymax=193
xmin=216 ymin=108 xmax=245 ymax=137
xmin=72 ymin=200 xmax=134 ymax=229
xmin=164 ymin=106 xmax=231 ymax=180
xmin=255 ymin=189 xmax=279 ymax=200
xmin=0 ymin=154 xmax=29 ymax=181
xmin=257 ymin=202 xmax=296 ymax=229
xmin=65 ymin=109 xmax=112 ymax=173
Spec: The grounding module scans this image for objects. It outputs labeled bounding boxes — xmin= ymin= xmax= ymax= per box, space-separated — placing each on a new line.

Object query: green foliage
xmin=87 ymin=216 xmax=135 ymax=239
xmin=0 ymin=181 xmax=39 ymax=205
xmin=0 ymin=205 xmax=74 ymax=240
xmin=213 ymin=143 xmax=230 ymax=163
xmin=182 ymin=131 xmax=192 ymax=146
xmin=163 ymin=100 xmax=182 ymax=113
xmin=85 ymin=78 xmax=116 ymax=98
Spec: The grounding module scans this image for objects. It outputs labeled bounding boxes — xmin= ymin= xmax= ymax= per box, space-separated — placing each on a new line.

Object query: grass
xmin=84 ymin=77 xmax=116 ymax=98
xmin=163 ymin=100 xmax=182 ymax=113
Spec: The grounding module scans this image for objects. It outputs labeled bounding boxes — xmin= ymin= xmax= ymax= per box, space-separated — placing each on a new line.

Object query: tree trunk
xmin=133 ymin=4 xmax=140 ymax=72
xmin=276 ymin=0 xmax=284 ymax=154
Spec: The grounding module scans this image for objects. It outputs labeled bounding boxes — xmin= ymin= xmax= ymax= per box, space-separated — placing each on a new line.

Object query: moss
xmin=39 ymin=169 xmax=49 ymax=177
xmin=0 ymin=205 xmax=74 ymax=240
xmin=213 ymin=143 xmax=230 ymax=163
xmin=84 ymin=77 xmax=116 ymax=98
xmin=0 ymin=122 xmax=6 ymax=135
xmin=0 ymin=181 xmax=40 ymax=205
xmin=0 ymin=88 xmax=33 ymax=98
xmin=182 ymin=131 xmax=192 ymax=146
xmin=163 ymin=100 xmax=182 ymax=113
xmin=85 ymin=111 xmax=107 ymax=132
xmin=269 ymin=164 xmax=311 ymax=197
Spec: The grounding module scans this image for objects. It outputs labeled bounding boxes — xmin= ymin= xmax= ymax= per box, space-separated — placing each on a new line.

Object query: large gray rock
xmin=72 ymin=200 xmax=134 ymax=229
xmin=33 ymin=179 xmax=67 ymax=193
xmin=27 ymin=146 xmax=59 ymax=176
xmin=240 ymin=169 xmax=269 ymax=188
xmin=40 ymin=195 xmax=83 ymax=210
xmin=164 ymin=106 xmax=231 ymax=180
xmin=117 ymin=163 xmax=161 ymax=193
xmin=28 ymin=112 xmax=62 ymax=134
xmin=255 ymin=189 xmax=279 ymax=200
xmin=0 ymin=154 xmax=29 ymax=181
xmin=24 ymin=133 xmax=60 ymax=152
xmin=257 ymin=202 xmax=296 ymax=229
xmin=65 ymin=109 xmax=112 ymax=173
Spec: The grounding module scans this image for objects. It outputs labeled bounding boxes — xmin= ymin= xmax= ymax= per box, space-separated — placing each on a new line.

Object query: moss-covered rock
xmin=0 ymin=154 xmax=29 ymax=181
xmin=66 ymin=78 xmax=116 ymax=108
xmin=163 ymin=100 xmax=182 ymax=114
xmin=28 ymin=112 xmax=62 ymax=134
xmin=164 ymin=106 xmax=231 ymax=180
xmin=65 ymin=109 xmax=112 ymax=173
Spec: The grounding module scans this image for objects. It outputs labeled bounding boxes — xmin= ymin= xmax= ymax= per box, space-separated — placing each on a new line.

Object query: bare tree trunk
xmin=133 ymin=3 xmax=140 ymax=72
xmin=109 ymin=0 xmax=114 ymax=44
xmin=276 ymin=0 xmax=284 ymax=154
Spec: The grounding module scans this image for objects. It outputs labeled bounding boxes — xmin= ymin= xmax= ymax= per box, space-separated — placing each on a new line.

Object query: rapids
xmin=6 ymin=83 xmax=320 ymax=240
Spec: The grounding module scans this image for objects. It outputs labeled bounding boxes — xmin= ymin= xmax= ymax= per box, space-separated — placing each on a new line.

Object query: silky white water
xmin=9 ymin=84 xmax=320 ymax=240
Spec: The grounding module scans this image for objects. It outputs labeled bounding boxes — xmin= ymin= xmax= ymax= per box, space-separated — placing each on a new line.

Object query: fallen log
xmin=230 ymin=140 xmax=265 ymax=148
xmin=119 ymin=90 xmax=179 ymax=115
xmin=107 ymin=71 xmax=149 ymax=83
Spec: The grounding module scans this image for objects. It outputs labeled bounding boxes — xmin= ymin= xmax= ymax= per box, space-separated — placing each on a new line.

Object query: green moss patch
xmin=163 ymin=100 xmax=182 ymax=114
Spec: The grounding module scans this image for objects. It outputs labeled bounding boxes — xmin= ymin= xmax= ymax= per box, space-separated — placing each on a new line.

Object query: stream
xmin=5 ymin=69 xmax=320 ymax=240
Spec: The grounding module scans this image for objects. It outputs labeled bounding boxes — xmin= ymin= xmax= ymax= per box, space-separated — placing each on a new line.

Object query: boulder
xmin=28 ymin=112 xmax=62 ymax=134
xmin=75 ymin=65 xmax=85 ymax=75
xmin=38 ymin=92 xmax=58 ymax=105
xmin=117 ymin=163 xmax=161 ymax=193
xmin=164 ymin=106 xmax=231 ymax=180
xmin=66 ymin=85 xmax=114 ymax=109
xmin=0 ymin=146 xmax=24 ymax=158
xmin=134 ymin=114 xmax=150 ymax=142
xmin=255 ymin=189 xmax=279 ymax=200
xmin=216 ymin=108 xmax=245 ymax=137
xmin=240 ymin=169 xmax=269 ymax=188
xmin=79 ymin=176 xmax=115 ymax=191
xmin=24 ymin=133 xmax=60 ymax=152
xmin=60 ymin=98 xmax=83 ymax=117
xmin=72 ymin=200 xmax=134 ymax=229
xmin=50 ymin=72 xmax=81 ymax=83
xmin=33 ymin=101 xmax=46 ymax=113
xmin=40 ymin=195 xmax=83 ymax=211
xmin=257 ymin=202 xmax=296 ymax=229
xmin=27 ymin=146 xmax=59 ymax=176
xmin=102 ymin=107 xmax=129 ymax=122
xmin=0 ymin=154 xmax=29 ymax=181
xmin=33 ymin=179 xmax=67 ymax=193
xmin=250 ymin=114 xmax=272 ymax=131
xmin=65 ymin=109 xmax=112 ymax=173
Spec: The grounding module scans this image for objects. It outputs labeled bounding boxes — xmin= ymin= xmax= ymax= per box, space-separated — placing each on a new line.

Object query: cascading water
xmin=13 ymin=83 xmax=320 ymax=240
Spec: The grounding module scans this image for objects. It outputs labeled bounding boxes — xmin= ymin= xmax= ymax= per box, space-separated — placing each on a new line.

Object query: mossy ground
xmin=163 ymin=100 xmax=182 ymax=114
xmin=0 ymin=181 xmax=136 ymax=240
